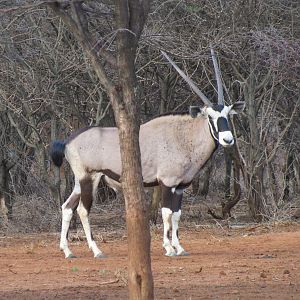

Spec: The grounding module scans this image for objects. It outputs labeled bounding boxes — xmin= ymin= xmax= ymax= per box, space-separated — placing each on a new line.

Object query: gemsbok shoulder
xmin=50 ymin=49 xmax=245 ymax=258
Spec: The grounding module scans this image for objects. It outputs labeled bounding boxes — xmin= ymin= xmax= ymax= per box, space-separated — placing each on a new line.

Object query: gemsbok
xmin=50 ymin=49 xmax=245 ymax=258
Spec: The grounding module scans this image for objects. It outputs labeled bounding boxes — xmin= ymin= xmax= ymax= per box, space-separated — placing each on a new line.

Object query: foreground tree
xmin=48 ymin=1 xmax=153 ymax=298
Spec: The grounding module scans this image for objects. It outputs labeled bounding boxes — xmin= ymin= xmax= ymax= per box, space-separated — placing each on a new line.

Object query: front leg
xmin=60 ymin=178 xmax=81 ymax=258
xmin=171 ymin=189 xmax=188 ymax=256
xmin=161 ymin=207 xmax=176 ymax=256
xmin=160 ymin=183 xmax=176 ymax=256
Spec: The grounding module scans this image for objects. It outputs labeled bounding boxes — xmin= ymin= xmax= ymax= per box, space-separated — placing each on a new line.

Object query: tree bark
xmin=113 ymin=2 xmax=153 ymax=297
xmin=222 ymin=148 xmax=242 ymax=218
xmin=49 ymin=2 xmax=154 ymax=298
xmin=283 ymin=149 xmax=294 ymax=202
xmin=0 ymin=161 xmax=9 ymax=227
xmin=150 ymin=187 xmax=160 ymax=224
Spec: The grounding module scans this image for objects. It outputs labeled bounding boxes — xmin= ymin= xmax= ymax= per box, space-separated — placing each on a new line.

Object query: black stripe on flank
xmin=101 ymin=169 xmax=159 ymax=188
xmin=102 ymin=169 xmax=120 ymax=182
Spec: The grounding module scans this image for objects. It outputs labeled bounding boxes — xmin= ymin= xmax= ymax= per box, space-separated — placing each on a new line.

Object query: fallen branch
xmin=98 ymin=278 xmax=119 ymax=285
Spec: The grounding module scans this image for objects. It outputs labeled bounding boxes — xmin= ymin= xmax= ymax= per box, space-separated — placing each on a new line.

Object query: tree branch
xmin=48 ymin=2 xmax=115 ymax=93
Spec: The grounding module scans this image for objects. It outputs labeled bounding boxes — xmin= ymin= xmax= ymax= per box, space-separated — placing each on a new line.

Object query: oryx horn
xmin=210 ymin=48 xmax=224 ymax=105
xmin=161 ymin=51 xmax=213 ymax=107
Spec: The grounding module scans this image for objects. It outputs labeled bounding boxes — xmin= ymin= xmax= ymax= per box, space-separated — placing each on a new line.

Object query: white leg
xmin=162 ymin=207 xmax=176 ymax=256
xmin=60 ymin=205 xmax=74 ymax=258
xmin=171 ymin=209 xmax=188 ymax=256
xmin=60 ymin=179 xmax=81 ymax=258
xmin=77 ymin=201 xmax=104 ymax=258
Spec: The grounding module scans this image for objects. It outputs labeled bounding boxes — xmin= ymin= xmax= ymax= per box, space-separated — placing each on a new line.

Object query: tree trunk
xmin=150 ymin=187 xmax=161 ymax=224
xmin=244 ymin=52 xmax=265 ymax=220
xmin=117 ymin=113 xmax=153 ymax=299
xmin=246 ymin=167 xmax=264 ymax=221
xmin=221 ymin=146 xmax=242 ymax=218
xmin=224 ymin=149 xmax=232 ymax=200
xmin=50 ymin=114 xmax=62 ymax=210
xmin=200 ymin=160 xmax=213 ymax=197
xmin=222 ymin=157 xmax=241 ymax=218
xmin=112 ymin=2 xmax=154 ymax=298
xmin=49 ymin=2 xmax=154 ymax=297
xmin=0 ymin=160 xmax=10 ymax=227
xmin=283 ymin=150 xmax=294 ymax=202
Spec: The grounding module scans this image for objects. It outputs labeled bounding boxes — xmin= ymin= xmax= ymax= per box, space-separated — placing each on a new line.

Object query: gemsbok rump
xmin=50 ymin=49 xmax=245 ymax=258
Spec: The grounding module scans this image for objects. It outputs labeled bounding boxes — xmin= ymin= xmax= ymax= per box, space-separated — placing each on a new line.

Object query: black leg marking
xmin=160 ymin=182 xmax=173 ymax=210
xmin=80 ymin=176 xmax=93 ymax=213
xmin=66 ymin=193 xmax=80 ymax=211
xmin=160 ymin=182 xmax=184 ymax=212
xmin=172 ymin=191 xmax=183 ymax=212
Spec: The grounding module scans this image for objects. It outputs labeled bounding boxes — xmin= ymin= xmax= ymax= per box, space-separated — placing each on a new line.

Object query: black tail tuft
xmin=49 ymin=140 xmax=66 ymax=167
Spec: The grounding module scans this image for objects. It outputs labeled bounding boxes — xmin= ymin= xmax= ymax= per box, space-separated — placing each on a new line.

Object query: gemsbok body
xmin=50 ymin=49 xmax=245 ymax=258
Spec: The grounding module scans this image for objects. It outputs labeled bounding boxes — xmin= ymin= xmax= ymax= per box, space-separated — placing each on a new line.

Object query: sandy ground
xmin=1 ymin=223 xmax=300 ymax=300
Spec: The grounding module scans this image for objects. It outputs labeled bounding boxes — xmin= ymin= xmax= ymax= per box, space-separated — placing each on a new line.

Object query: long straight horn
xmin=161 ymin=51 xmax=213 ymax=107
xmin=210 ymin=48 xmax=224 ymax=105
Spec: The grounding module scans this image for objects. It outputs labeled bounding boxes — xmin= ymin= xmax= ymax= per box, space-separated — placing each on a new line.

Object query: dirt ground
xmin=1 ymin=223 xmax=300 ymax=300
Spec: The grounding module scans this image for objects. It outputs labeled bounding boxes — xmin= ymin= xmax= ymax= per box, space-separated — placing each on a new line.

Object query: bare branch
xmin=7 ymin=112 xmax=36 ymax=149
xmin=48 ymin=2 xmax=115 ymax=94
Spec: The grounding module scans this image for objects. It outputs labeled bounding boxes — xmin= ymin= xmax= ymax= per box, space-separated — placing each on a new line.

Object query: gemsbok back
xmin=50 ymin=49 xmax=245 ymax=258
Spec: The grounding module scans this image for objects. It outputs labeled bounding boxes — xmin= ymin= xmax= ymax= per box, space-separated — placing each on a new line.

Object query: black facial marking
xmin=167 ymin=230 xmax=171 ymax=240
xmin=176 ymin=229 xmax=179 ymax=239
xmin=208 ymin=116 xmax=219 ymax=144
xmin=212 ymin=104 xmax=225 ymax=112
xmin=217 ymin=117 xmax=230 ymax=132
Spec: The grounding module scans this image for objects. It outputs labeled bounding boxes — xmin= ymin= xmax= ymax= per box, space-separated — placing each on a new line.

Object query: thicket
xmin=0 ymin=1 xmax=299 ymax=231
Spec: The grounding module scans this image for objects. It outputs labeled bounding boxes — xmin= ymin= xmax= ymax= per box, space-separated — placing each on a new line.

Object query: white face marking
xmin=219 ymin=131 xmax=234 ymax=147
xmin=205 ymin=106 xmax=234 ymax=147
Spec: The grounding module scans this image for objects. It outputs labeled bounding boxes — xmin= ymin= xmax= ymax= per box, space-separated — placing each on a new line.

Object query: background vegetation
xmin=0 ymin=0 xmax=299 ymax=231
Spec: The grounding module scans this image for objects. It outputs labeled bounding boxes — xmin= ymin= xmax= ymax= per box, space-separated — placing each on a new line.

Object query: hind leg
xmin=77 ymin=174 xmax=105 ymax=258
xmin=60 ymin=178 xmax=80 ymax=258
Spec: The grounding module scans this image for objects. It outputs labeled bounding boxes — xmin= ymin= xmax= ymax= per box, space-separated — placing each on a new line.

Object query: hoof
xmin=177 ymin=251 xmax=190 ymax=256
xmin=67 ymin=254 xmax=77 ymax=259
xmin=95 ymin=253 xmax=107 ymax=259
xmin=165 ymin=252 xmax=176 ymax=257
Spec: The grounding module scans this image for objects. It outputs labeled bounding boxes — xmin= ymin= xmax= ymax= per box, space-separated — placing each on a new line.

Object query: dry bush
xmin=9 ymin=193 xmax=60 ymax=233
xmin=6 ymin=158 xmax=61 ymax=233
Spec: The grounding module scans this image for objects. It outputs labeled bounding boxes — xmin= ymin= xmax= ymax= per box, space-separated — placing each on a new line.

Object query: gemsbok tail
xmin=49 ymin=140 xmax=66 ymax=167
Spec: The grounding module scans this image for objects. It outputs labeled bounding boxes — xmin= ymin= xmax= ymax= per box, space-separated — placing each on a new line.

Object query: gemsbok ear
xmin=229 ymin=101 xmax=245 ymax=115
xmin=189 ymin=106 xmax=202 ymax=118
